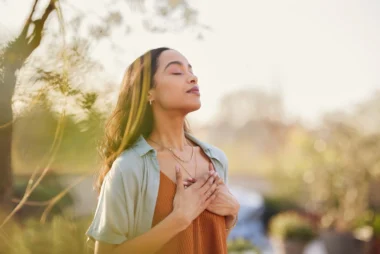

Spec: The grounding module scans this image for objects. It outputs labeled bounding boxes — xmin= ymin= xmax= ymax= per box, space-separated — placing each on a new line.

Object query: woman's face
xmin=151 ymin=49 xmax=200 ymax=114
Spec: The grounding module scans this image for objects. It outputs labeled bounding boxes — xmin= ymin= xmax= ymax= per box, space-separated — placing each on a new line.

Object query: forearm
xmin=112 ymin=212 xmax=188 ymax=254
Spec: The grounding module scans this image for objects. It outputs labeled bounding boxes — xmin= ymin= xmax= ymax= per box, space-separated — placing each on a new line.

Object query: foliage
xmin=215 ymin=90 xmax=380 ymax=232
xmin=262 ymin=195 xmax=300 ymax=231
xmin=0 ymin=216 xmax=261 ymax=254
xmin=374 ymin=215 xmax=380 ymax=237
xmin=12 ymin=94 xmax=105 ymax=175
xmin=302 ymin=122 xmax=380 ymax=231
xmin=354 ymin=212 xmax=380 ymax=238
xmin=269 ymin=211 xmax=317 ymax=242
xmin=12 ymin=174 xmax=74 ymax=220
xmin=0 ymin=215 xmax=92 ymax=254
xmin=206 ymin=88 xmax=380 ymax=235
xmin=0 ymin=0 xmax=209 ymax=247
xmin=227 ymin=237 xmax=261 ymax=253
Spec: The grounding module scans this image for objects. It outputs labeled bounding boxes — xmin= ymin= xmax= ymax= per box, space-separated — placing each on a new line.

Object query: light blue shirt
xmin=86 ymin=133 xmax=229 ymax=245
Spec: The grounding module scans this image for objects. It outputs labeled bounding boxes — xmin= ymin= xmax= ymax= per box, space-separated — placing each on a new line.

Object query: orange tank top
xmin=151 ymin=171 xmax=228 ymax=254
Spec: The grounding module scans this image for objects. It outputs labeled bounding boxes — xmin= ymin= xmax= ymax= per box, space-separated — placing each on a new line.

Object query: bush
xmin=227 ymin=237 xmax=261 ymax=253
xmin=374 ymin=214 xmax=380 ymax=237
xmin=262 ymin=195 xmax=300 ymax=232
xmin=1 ymin=215 xmax=92 ymax=254
xmin=354 ymin=212 xmax=380 ymax=239
xmin=269 ymin=211 xmax=316 ymax=242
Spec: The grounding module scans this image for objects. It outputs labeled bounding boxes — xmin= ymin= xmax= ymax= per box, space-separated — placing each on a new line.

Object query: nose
xmin=188 ymin=74 xmax=198 ymax=84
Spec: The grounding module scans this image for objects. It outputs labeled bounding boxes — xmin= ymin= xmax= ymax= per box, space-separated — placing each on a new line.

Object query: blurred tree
xmin=0 ymin=0 xmax=56 ymax=209
xmin=0 ymin=0 xmax=207 ymax=212
xmin=207 ymin=88 xmax=290 ymax=173
xmin=209 ymin=88 xmax=285 ymax=145
xmin=215 ymin=88 xmax=285 ymax=128
xmin=305 ymin=119 xmax=380 ymax=231
xmin=323 ymin=90 xmax=380 ymax=135
xmin=205 ymin=87 xmax=380 ymax=218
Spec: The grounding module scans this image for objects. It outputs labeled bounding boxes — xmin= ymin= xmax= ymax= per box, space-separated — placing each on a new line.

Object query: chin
xmin=184 ymin=101 xmax=201 ymax=113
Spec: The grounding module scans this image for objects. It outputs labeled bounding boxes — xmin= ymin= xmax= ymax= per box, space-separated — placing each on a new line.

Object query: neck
xmin=149 ymin=110 xmax=188 ymax=151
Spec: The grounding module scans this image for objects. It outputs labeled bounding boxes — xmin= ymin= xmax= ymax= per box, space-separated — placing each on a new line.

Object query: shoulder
xmin=199 ymin=141 xmax=229 ymax=184
xmin=114 ymin=147 xmax=144 ymax=170
xmin=206 ymin=143 xmax=228 ymax=168
xmin=186 ymin=133 xmax=228 ymax=169
xmin=106 ymin=147 xmax=144 ymax=184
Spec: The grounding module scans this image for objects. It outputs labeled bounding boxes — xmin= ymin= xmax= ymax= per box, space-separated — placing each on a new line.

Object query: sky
xmin=1 ymin=0 xmax=380 ymax=126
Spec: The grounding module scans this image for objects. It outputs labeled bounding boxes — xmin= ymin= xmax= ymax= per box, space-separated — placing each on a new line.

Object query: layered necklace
xmin=149 ymin=138 xmax=197 ymax=179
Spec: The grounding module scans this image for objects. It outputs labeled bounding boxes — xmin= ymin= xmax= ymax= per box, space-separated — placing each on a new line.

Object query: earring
xmin=149 ymin=100 xmax=152 ymax=105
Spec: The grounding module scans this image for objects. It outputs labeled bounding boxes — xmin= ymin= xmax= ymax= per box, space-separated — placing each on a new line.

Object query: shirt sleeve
xmin=86 ymin=160 xmax=130 ymax=245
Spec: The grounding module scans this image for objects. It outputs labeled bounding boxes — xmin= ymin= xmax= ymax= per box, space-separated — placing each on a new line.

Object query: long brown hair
xmin=95 ymin=47 xmax=190 ymax=193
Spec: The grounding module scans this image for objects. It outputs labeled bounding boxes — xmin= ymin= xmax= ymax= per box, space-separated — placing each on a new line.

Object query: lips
xmin=186 ymin=86 xmax=200 ymax=93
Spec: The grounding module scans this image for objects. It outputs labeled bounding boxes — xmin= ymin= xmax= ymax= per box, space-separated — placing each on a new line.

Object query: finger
xmin=202 ymin=186 xmax=218 ymax=209
xmin=213 ymin=172 xmax=224 ymax=185
xmin=208 ymin=163 xmax=216 ymax=178
xmin=203 ymin=194 xmax=217 ymax=210
xmin=193 ymin=172 xmax=214 ymax=189
xmin=209 ymin=163 xmax=221 ymax=182
xmin=183 ymin=181 xmax=193 ymax=187
xmin=209 ymin=162 xmax=215 ymax=172
xmin=175 ymin=165 xmax=184 ymax=192
xmin=200 ymin=176 xmax=216 ymax=195
xmin=206 ymin=181 xmax=218 ymax=196
xmin=186 ymin=177 xmax=196 ymax=183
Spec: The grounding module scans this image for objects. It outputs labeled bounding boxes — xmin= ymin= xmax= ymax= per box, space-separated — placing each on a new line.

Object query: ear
xmin=147 ymin=90 xmax=155 ymax=102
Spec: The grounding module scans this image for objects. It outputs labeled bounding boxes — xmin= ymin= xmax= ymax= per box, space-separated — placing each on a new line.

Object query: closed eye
xmin=172 ymin=72 xmax=183 ymax=75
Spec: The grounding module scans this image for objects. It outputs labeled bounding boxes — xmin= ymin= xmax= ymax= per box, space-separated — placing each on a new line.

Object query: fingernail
xmin=175 ymin=165 xmax=179 ymax=172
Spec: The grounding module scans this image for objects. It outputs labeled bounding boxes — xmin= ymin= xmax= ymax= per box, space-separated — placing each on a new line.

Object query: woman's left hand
xmin=184 ymin=163 xmax=240 ymax=218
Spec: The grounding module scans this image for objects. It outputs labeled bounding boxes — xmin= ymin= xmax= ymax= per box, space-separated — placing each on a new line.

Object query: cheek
xmin=159 ymin=90 xmax=184 ymax=108
xmin=156 ymin=78 xmax=185 ymax=101
xmin=154 ymin=76 xmax=201 ymax=111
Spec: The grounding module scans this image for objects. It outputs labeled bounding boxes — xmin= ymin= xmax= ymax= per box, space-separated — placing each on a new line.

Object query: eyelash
xmin=173 ymin=73 xmax=183 ymax=75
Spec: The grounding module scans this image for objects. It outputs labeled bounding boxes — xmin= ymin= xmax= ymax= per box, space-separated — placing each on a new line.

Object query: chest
xmin=131 ymin=145 xmax=226 ymax=238
xmin=156 ymin=146 xmax=214 ymax=183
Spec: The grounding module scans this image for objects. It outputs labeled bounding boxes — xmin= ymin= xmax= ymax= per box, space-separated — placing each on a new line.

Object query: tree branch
xmin=19 ymin=0 xmax=40 ymax=40
xmin=26 ymin=0 xmax=56 ymax=53
xmin=5 ymin=0 xmax=56 ymax=70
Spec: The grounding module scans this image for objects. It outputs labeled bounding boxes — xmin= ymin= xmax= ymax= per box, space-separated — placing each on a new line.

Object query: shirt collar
xmin=132 ymin=132 xmax=221 ymax=163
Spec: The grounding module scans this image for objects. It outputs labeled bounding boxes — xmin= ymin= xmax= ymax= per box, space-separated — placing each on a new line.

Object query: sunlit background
xmin=1 ymin=0 xmax=380 ymax=253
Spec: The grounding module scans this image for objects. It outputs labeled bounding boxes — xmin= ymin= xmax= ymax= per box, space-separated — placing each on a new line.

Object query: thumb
xmin=175 ymin=165 xmax=184 ymax=192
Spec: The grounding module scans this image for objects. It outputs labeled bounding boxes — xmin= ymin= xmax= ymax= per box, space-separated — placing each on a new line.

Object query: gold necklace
xmin=149 ymin=138 xmax=194 ymax=163
xmin=148 ymin=138 xmax=197 ymax=178
xmin=172 ymin=148 xmax=197 ymax=179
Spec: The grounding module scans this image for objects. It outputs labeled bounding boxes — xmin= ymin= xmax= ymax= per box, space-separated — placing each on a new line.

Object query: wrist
xmin=170 ymin=210 xmax=191 ymax=232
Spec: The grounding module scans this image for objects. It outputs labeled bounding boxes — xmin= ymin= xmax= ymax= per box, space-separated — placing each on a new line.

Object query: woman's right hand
xmin=172 ymin=165 xmax=218 ymax=229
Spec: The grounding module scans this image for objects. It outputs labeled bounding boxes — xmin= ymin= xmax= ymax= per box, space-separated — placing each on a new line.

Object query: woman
xmin=86 ymin=47 xmax=240 ymax=254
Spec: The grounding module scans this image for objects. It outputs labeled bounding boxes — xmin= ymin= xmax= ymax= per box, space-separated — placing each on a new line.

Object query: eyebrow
xmin=164 ymin=61 xmax=192 ymax=71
